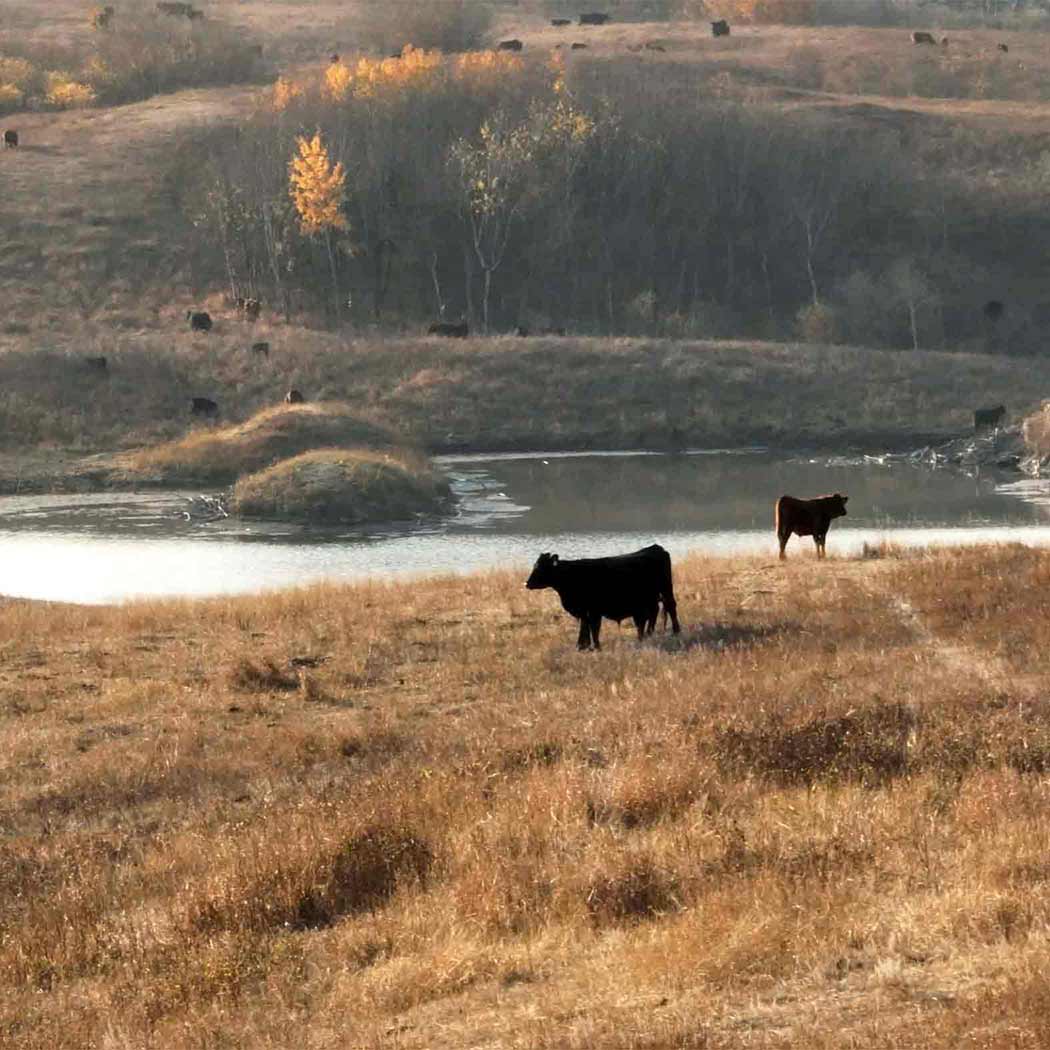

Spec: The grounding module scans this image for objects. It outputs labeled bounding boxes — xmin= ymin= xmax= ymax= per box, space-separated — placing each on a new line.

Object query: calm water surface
xmin=2 ymin=449 xmax=1050 ymax=604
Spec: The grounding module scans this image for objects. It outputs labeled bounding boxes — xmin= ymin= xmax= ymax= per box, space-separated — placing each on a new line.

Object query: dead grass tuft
xmin=229 ymin=658 xmax=299 ymax=693
xmin=585 ymin=854 xmax=681 ymax=927
xmin=714 ymin=702 xmax=916 ymax=785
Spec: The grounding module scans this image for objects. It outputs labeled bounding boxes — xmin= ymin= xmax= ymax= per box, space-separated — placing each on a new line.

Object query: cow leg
xmin=663 ymin=596 xmax=681 ymax=635
xmin=634 ymin=612 xmax=648 ymax=641
xmin=577 ymin=617 xmax=592 ymax=651
xmin=815 ymin=533 xmax=826 ymax=558
xmin=589 ymin=614 xmax=603 ymax=651
xmin=778 ymin=531 xmax=789 ymax=560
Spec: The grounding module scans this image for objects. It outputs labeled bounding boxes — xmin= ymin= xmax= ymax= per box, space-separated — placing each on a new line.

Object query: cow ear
xmin=551 ymin=554 xmax=559 ymax=564
xmin=842 ymin=495 xmax=849 ymax=503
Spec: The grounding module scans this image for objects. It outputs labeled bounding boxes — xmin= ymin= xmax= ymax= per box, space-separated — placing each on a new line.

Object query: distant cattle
xmin=571 ymin=42 xmax=588 ymax=49
xmin=912 ymin=31 xmax=937 ymax=45
xmin=578 ymin=12 xmax=610 ymax=25
xmin=998 ymin=42 xmax=1009 ymax=52
xmin=251 ymin=341 xmax=270 ymax=356
xmin=551 ymin=18 xmax=571 ymax=26
xmin=92 ymin=5 xmax=115 ymax=29
xmin=941 ymin=36 xmax=949 ymax=45
xmin=85 ymin=355 xmax=108 ymax=374
xmin=516 ymin=325 xmax=531 ymax=336
xmin=234 ymin=296 xmax=261 ymax=321
xmin=330 ymin=53 xmax=340 ymax=63
xmin=428 ymin=321 xmax=469 ymax=337
xmin=983 ymin=299 xmax=1005 ymax=322
xmin=974 ymin=405 xmax=1006 ymax=432
xmin=645 ymin=41 xmax=666 ymax=51
xmin=711 ymin=19 xmax=730 ymax=37
xmin=3 ymin=129 xmax=18 ymax=148
xmin=284 ymin=389 xmax=305 ymax=404
xmin=190 ymin=397 xmax=219 ymax=417
xmin=526 ymin=544 xmax=681 ymax=651
xmin=498 ymin=39 xmax=523 ymax=51
xmin=775 ymin=494 xmax=848 ymax=560
xmin=187 ymin=310 xmax=212 ymax=332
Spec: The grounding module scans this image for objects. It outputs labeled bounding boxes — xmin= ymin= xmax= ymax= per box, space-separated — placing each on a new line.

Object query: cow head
xmin=830 ymin=494 xmax=849 ymax=519
xmin=526 ymin=553 xmax=559 ymax=589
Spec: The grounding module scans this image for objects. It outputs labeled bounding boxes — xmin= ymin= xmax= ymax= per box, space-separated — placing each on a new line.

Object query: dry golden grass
xmin=6 ymin=545 xmax=1050 ymax=1046
xmin=229 ymin=446 xmax=451 ymax=522
xmin=121 ymin=401 xmax=403 ymax=485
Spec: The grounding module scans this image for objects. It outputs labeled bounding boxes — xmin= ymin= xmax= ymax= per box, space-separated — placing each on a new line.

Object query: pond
xmin=1 ymin=449 xmax=1049 ymax=604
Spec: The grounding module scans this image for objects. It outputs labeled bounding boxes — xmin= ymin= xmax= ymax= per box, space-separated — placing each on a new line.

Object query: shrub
xmin=795 ymin=301 xmax=839 ymax=344
xmin=45 ymin=73 xmax=97 ymax=109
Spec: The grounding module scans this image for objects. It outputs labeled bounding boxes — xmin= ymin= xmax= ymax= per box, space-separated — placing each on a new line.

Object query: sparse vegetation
xmin=6 ymin=546 xmax=1050 ymax=1046
xmin=230 ymin=447 xmax=451 ymax=523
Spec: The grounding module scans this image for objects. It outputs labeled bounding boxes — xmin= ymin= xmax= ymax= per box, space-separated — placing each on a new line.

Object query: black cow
xmin=187 ymin=310 xmax=212 ymax=332
xmin=711 ymin=19 xmax=730 ymax=37
xmin=190 ymin=397 xmax=219 ymax=417
xmin=578 ymin=12 xmax=610 ymax=25
xmin=498 ymin=39 xmax=524 ymax=51
xmin=912 ymin=31 xmax=937 ymax=45
xmin=285 ymin=389 xmax=305 ymax=404
xmin=645 ymin=41 xmax=666 ymax=51
xmin=571 ymin=42 xmax=588 ymax=49
xmin=85 ymin=355 xmax=108 ymax=373
xmin=526 ymin=544 xmax=681 ymax=651
xmin=516 ymin=325 xmax=531 ymax=336
xmin=775 ymin=494 xmax=848 ymax=560
xmin=974 ymin=405 xmax=1006 ymax=432
xmin=998 ymin=42 xmax=1009 ymax=52
xmin=552 ymin=18 xmax=571 ymax=26
xmin=984 ymin=299 xmax=1005 ymax=322
xmin=4 ymin=129 xmax=18 ymax=148
xmin=251 ymin=341 xmax=270 ymax=356
xmin=428 ymin=321 xmax=469 ymax=337
xmin=331 ymin=53 xmax=340 ymax=63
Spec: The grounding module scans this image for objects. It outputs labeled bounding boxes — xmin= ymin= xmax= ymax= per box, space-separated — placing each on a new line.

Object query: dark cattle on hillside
xmin=85 ymin=355 xmax=108 ymax=373
xmin=330 ymin=53 xmax=340 ymax=63
xmin=571 ymin=42 xmax=588 ymax=49
xmin=3 ymin=129 xmax=18 ymax=148
xmin=157 ymin=1 xmax=196 ymax=16
xmin=498 ymin=39 xmax=523 ymax=51
xmin=551 ymin=18 xmax=571 ymax=26
xmin=775 ymin=494 xmax=848 ymax=560
xmin=428 ymin=321 xmax=469 ymax=337
xmin=190 ymin=397 xmax=219 ymax=417
xmin=526 ymin=545 xmax=680 ymax=650
xmin=645 ymin=41 xmax=666 ymax=51
xmin=284 ymin=389 xmax=305 ymax=404
xmin=974 ymin=405 xmax=1006 ymax=432
xmin=251 ymin=341 xmax=270 ymax=356
xmin=711 ymin=20 xmax=730 ymax=37
xmin=983 ymin=299 xmax=1005 ymax=322
xmin=578 ymin=12 xmax=610 ymax=25
xmin=912 ymin=31 xmax=937 ymax=44
xmin=998 ymin=42 xmax=1009 ymax=52
xmin=187 ymin=310 xmax=212 ymax=332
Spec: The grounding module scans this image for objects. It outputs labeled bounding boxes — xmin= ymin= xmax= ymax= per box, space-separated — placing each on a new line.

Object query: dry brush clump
xmin=8 ymin=548 xmax=1050 ymax=1046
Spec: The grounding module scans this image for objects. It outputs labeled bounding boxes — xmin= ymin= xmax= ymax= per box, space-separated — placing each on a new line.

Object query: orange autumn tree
xmin=289 ymin=132 xmax=348 ymax=320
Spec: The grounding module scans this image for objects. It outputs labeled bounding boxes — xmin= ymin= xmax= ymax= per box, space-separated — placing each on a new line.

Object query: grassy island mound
xmin=123 ymin=402 xmax=402 ymax=485
xmin=229 ymin=448 xmax=451 ymax=523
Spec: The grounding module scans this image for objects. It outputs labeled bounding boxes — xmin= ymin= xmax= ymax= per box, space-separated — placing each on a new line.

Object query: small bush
xmin=796 ymin=301 xmax=839 ymax=344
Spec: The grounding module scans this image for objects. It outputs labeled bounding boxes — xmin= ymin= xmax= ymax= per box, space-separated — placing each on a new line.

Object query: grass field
xmin=5 ymin=544 xmax=1050 ymax=1047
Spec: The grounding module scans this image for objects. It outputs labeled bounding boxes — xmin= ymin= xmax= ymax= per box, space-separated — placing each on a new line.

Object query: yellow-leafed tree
xmin=289 ymin=132 xmax=348 ymax=320
xmin=290 ymin=132 xmax=347 ymax=235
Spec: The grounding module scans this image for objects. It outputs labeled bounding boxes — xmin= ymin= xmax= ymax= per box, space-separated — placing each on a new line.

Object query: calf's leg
xmin=589 ymin=613 xmax=603 ymax=651
xmin=778 ymin=530 xmax=790 ymax=560
xmin=577 ymin=617 xmax=592 ymax=651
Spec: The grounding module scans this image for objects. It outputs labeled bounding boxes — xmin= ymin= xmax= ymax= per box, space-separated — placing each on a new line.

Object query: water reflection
xmin=0 ymin=450 xmax=1048 ymax=604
